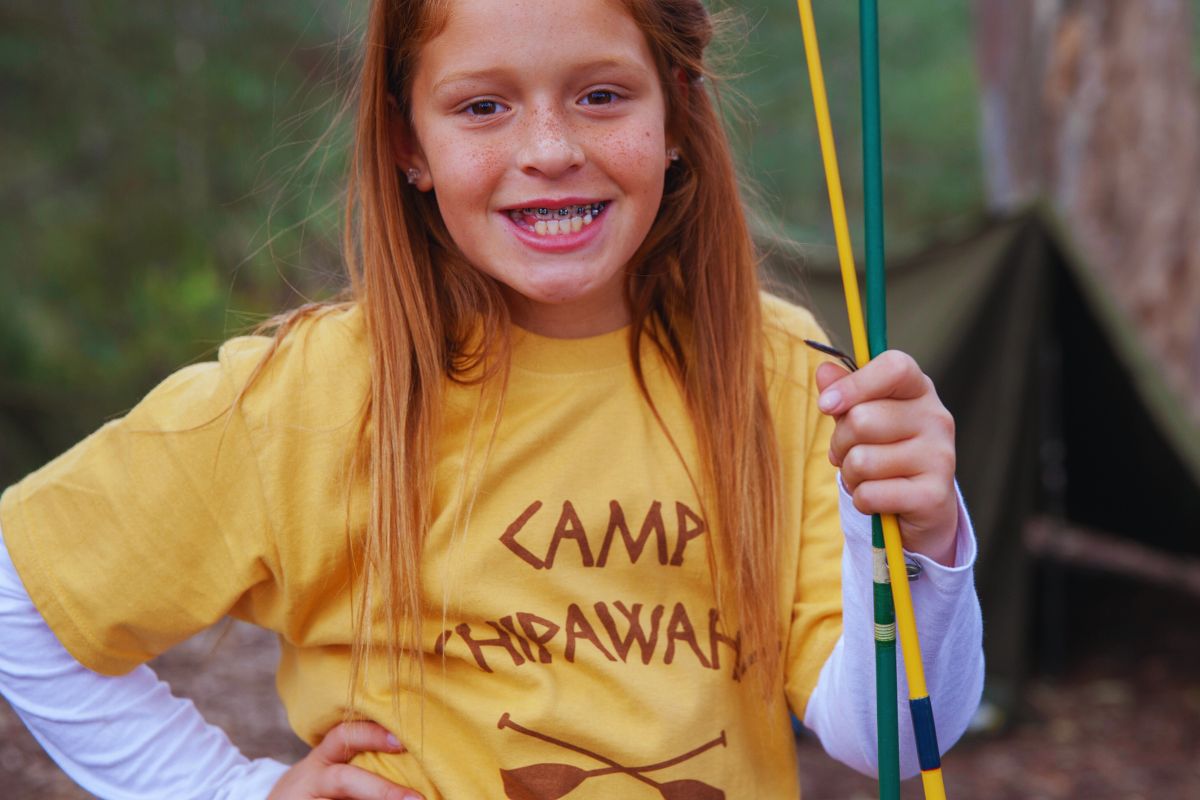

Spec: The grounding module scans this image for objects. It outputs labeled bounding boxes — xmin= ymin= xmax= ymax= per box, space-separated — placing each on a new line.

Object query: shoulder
xmin=129 ymin=303 xmax=369 ymax=433
xmin=221 ymin=303 xmax=370 ymax=431
xmin=218 ymin=303 xmax=367 ymax=386
xmin=760 ymin=291 xmax=827 ymax=341
xmin=758 ymin=291 xmax=829 ymax=392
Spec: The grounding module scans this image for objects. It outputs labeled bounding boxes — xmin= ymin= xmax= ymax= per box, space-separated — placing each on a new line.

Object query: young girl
xmin=0 ymin=1 xmax=982 ymax=798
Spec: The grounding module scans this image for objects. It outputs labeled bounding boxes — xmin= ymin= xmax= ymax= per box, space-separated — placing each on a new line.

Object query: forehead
xmin=415 ymin=0 xmax=657 ymax=82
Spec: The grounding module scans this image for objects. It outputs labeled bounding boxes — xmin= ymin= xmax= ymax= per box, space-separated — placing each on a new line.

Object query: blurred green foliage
xmin=730 ymin=0 xmax=982 ymax=253
xmin=1 ymin=1 xmax=983 ymax=483
xmin=1 ymin=2 xmax=354 ymax=480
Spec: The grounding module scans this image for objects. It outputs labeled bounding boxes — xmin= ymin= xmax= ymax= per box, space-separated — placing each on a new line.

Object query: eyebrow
xmin=431 ymin=57 xmax=649 ymax=95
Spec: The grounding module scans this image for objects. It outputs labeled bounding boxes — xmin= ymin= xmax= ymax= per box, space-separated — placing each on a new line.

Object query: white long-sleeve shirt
xmin=0 ymin=481 xmax=982 ymax=799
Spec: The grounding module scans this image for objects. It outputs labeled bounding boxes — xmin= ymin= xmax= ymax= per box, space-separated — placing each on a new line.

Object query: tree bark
xmin=974 ymin=0 xmax=1200 ymax=414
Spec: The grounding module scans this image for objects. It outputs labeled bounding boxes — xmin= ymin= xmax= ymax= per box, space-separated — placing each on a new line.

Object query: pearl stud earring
xmin=667 ymin=147 xmax=680 ymax=162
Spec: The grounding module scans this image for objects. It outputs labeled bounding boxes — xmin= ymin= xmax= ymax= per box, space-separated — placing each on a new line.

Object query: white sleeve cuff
xmin=835 ymin=473 xmax=977 ymax=572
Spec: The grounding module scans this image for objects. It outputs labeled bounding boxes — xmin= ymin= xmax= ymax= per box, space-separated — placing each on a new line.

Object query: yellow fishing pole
xmin=793 ymin=2 xmax=900 ymax=797
xmin=794 ymin=2 xmax=948 ymax=798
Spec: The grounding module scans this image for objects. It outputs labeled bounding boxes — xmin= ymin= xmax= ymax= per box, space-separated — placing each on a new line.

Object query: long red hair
xmin=264 ymin=0 xmax=784 ymax=704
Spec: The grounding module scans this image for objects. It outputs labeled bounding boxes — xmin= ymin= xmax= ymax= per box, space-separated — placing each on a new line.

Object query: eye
xmin=464 ymin=99 xmax=506 ymax=117
xmin=580 ymin=90 xmax=618 ymax=106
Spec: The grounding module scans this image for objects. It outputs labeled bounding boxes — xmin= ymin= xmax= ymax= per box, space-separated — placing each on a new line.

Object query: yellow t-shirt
xmin=1 ymin=295 xmax=842 ymax=798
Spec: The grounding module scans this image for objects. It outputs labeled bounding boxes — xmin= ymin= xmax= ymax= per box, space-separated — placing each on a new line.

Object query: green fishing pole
xmin=860 ymin=1 xmax=947 ymax=797
xmin=793 ymin=3 xmax=901 ymax=797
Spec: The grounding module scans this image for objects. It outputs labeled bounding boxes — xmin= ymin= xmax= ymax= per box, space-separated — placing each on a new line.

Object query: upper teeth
xmin=517 ymin=203 xmax=604 ymax=221
xmin=507 ymin=202 xmax=606 ymax=236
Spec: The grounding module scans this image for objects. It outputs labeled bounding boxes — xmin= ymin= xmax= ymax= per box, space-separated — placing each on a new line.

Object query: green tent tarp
xmin=765 ymin=209 xmax=1200 ymax=695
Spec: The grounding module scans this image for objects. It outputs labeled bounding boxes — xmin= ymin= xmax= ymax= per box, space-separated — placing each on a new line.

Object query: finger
xmin=848 ymin=474 xmax=955 ymax=521
xmin=814 ymin=360 xmax=851 ymax=395
xmin=316 ymin=722 xmax=406 ymax=764
xmin=817 ymin=350 xmax=931 ymax=415
xmin=828 ymin=399 xmax=925 ymax=465
xmin=839 ymin=439 xmax=937 ymax=492
xmin=314 ymin=763 xmax=422 ymax=800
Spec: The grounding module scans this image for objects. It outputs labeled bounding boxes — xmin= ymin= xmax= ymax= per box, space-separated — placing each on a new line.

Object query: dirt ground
xmin=3 ymin=570 xmax=1198 ymax=799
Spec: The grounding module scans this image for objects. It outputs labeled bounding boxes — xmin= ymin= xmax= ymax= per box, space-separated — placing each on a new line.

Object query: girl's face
xmin=403 ymin=0 xmax=672 ymax=338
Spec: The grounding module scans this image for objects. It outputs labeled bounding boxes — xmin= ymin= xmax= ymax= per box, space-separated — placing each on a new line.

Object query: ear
xmin=387 ymin=95 xmax=434 ymax=191
xmin=663 ymin=67 xmax=690 ymax=169
xmin=674 ymin=66 xmax=690 ymax=91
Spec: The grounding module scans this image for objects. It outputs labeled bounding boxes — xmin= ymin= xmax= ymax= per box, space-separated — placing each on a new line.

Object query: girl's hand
xmin=815 ymin=350 xmax=959 ymax=566
xmin=268 ymin=721 xmax=422 ymax=800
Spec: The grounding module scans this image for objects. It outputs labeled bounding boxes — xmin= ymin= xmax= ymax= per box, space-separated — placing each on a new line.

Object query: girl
xmin=0 ymin=0 xmax=982 ymax=798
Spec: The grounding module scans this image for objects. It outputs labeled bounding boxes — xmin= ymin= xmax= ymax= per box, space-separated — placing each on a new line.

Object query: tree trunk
xmin=974 ymin=0 xmax=1200 ymax=414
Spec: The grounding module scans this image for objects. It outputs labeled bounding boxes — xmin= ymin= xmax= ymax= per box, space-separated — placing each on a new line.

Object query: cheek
xmin=598 ymin=124 xmax=666 ymax=191
xmin=464 ymin=143 xmax=504 ymax=178
xmin=429 ymin=141 xmax=505 ymax=195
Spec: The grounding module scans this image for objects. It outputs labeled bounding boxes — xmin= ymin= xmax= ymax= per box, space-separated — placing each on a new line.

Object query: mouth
xmin=503 ymin=201 xmax=609 ymax=237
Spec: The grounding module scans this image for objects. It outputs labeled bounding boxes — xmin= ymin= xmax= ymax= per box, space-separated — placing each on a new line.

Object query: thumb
xmin=814 ymin=360 xmax=851 ymax=398
xmin=315 ymin=721 xmax=406 ymax=764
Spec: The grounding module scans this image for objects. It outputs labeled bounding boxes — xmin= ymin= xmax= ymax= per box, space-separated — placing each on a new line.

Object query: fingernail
xmin=403 ymin=794 xmax=423 ymax=800
xmin=387 ymin=733 xmax=403 ymax=749
xmin=818 ymin=389 xmax=841 ymax=413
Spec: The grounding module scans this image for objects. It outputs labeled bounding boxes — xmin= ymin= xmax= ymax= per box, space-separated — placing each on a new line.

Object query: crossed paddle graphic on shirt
xmin=497 ymin=713 xmax=727 ymax=799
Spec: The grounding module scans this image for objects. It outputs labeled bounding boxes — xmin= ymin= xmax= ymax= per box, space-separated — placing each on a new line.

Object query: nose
xmin=517 ymin=105 xmax=585 ymax=178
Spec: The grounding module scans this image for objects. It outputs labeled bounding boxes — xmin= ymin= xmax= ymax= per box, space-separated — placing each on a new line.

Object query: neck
xmin=503 ymin=291 xmax=632 ymax=339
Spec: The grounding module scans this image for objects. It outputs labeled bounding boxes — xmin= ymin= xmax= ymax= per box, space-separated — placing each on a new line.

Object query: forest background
xmin=2 ymin=1 xmax=1199 ymax=798
xmin=4 ymin=1 xmax=1199 ymax=474
xmin=0 ymin=0 xmax=993 ymax=473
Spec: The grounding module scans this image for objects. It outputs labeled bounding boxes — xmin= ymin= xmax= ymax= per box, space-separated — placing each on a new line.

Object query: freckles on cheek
xmin=468 ymin=144 xmax=503 ymax=175
xmin=433 ymin=143 xmax=503 ymax=184
xmin=601 ymin=126 xmax=663 ymax=172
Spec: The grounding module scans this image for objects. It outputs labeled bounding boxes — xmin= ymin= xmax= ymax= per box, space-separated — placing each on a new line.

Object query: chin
xmin=521 ymin=274 xmax=612 ymax=305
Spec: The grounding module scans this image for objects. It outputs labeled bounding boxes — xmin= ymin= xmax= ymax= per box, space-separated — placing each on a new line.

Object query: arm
xmin=803 ymin=479 xmax=983 ymax=778
xmin=0 ymin=335 xmax=418 ymax=799
xmin=0 ymin=523 xmax=289 ymax=800
xmin=0 ymin=525 xmax=422 ymax=800
xmin=801 ymin=349 xmax=983 ymax=777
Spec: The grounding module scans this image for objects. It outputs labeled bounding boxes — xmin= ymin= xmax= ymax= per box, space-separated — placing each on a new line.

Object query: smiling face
xmin=403 ymin=0 xmax=672 ymax=337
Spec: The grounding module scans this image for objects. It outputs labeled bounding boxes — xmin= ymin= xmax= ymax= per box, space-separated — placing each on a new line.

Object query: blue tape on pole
xmin=909 ymin=696 xmax=941 ymax=771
